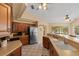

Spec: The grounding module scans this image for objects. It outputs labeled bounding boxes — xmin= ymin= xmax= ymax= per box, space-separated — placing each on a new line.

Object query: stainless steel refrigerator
xmin=30 ymin=27 xmax=38 ymax=44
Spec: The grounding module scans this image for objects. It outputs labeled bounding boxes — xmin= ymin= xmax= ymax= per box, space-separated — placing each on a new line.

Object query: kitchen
xmin=0 ymin=3 xmax=79 ymax=56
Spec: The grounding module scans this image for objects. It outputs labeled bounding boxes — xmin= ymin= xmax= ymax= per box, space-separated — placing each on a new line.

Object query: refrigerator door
xmin=33 ymin=27 xmax=38 ymax=42
xmin=30 ymin=27 xmax=38 ymax=44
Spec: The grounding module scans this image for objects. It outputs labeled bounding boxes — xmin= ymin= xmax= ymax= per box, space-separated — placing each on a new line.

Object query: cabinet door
xmin=53 ymin=49 xmax=59 ymax=56
xmin=18 ymin=23 xmax=26 ymax=32
xmin=49 ymin=40 xmax=59 ymax=56
xmin=9 ymin=47 xmax=21 ymax=56
xmin=0 ymin=4 xmax=11 ymax=32
xmin=49 ymin=41 xmax=54 ymax=56
xmin=20 ymin=35 xmax=29 ymax=45
xmin=43 ymin=36 xmax=49 ymax=49
xmin=12 ymin=22 xmax=30 ymax=32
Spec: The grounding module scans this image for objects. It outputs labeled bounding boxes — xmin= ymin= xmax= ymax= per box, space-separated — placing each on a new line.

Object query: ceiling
xmin=25 ymin=3 xmax=79 ymax=23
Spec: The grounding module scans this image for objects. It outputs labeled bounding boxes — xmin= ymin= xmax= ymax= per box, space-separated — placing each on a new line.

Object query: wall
xmin=71 ymin=18 xmax=79 ymax=26
xmin=66 ymin=18 xmax=79 ymax=35
xmin=39 ymin=21 xmax=49 ymax=35
xmin=68 ymin=18 xmax=79 ymax=35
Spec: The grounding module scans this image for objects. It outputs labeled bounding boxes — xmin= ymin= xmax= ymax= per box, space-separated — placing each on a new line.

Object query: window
xmin=63 ymin=27 xmax=68 ymax=35
xmin=51 ymin=26 xmax=68 ymax=35
xmin=75 ymin=26 xmax=79 ymax=35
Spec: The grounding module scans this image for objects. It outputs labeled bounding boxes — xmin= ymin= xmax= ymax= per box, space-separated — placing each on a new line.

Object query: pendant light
xmin=64 ymin=9 xmax=71 ymax=22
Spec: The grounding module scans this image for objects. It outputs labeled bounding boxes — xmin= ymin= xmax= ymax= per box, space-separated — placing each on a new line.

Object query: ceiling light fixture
xmin=38 ymin=3 xmax=42 ymax=10
xmin=64 ymin=14 xmax=69 ymax=19
xmin=38 ymin=3 xmax=48 ymax=10
xmin=64 ymin=9 xmax=71 ymax=22
xmin=64 ymin=14 xmax=71 ymax=22
xmin=30 ymin=3 xmax=48 ymax=10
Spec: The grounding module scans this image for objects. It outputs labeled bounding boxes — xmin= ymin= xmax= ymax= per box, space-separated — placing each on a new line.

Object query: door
xmin=38 ymin=26 xmax=44 ymax=45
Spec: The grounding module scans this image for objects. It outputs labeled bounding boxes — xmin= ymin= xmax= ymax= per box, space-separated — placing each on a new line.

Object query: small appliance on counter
xmin=0 ymin=36 xmax=9 ymax=48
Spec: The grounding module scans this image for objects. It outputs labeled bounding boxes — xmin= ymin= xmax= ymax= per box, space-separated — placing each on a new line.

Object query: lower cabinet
xmin=53 ymin=49 xmax=59 ymax=56
xmin=49 ymin=40 xmax=59 ymax=56
xmin=49 ymin=41 xmax=54 ymax=56
xmin=43 ymin=36 xmax=59 ymax=56
xmin=9 ymin=47 xmax=21 ymax=56
xmin=43 ymin=36 xmax=49 ymax=49
xmin=20 ymin=35 xmax=29 ymax=45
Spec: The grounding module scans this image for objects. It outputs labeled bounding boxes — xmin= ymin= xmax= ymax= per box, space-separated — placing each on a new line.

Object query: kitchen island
xmin=48 ymin=34 xmax=79 ymax=49
xmin=43 ymin=34 xmax=79 ymax=56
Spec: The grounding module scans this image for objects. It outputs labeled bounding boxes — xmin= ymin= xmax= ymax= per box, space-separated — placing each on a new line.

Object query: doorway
xmin=38 ymin=25 xmax=44 ymax=45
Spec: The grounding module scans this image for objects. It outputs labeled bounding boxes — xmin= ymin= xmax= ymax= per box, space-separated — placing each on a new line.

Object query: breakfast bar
xmin=43 ymin=34 xmax=79 ymax=56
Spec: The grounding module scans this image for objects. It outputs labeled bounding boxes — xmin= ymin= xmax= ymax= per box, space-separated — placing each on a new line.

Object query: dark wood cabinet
xmin=18 ymin=23 xmax=26 ymax=32
xmin=9 ymin=47 xmax=21 ymax=56
xmin=12 ymin=22 xmax=30 ymax=33
xmin=20 ymin=35 xmax=29 ymax=45
xmin=49 ymin=40 xmax=54 ymax=56
xmin=53 ymin=49 xmax=59 ymax=56
xmin=49 ymin=39 xmax=59 ymax=56
xmin=43 ymin=36 xmax=49 ymax=49
xmin=43 ymin=36 xmax=59 ymax=56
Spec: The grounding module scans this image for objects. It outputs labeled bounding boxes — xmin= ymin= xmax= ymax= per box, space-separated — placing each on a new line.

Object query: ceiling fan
xmin=64 ymin=14 xmax=71 ymax=22
xmin=64 ymin=9 xmax=72 ymax=22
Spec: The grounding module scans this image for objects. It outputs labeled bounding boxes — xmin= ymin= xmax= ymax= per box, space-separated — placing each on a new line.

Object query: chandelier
xmin=31 ymin=3 xmax=48 ymax=10
xmin=38 ymin=3 xmax=48 ymax=10
xmin=64 ymin=9 xmax=71 ymax=22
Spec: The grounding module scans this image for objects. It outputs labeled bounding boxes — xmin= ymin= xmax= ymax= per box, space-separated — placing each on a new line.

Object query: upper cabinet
xmin=0 ymin=4 xmax=12 ymax=32
xmin=12 ymin=22 xmax=30 ymax=33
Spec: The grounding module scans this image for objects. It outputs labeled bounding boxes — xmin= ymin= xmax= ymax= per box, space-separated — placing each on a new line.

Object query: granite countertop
xmin=49 ymin=36 xmax=79 ymax=56
xmin=57 ymin=34 xmax=79 ymax=44
xmin=49 ymin=33 xmax=79 ymax=44
xmin=0 ymin=40 xmax=22 ymax=56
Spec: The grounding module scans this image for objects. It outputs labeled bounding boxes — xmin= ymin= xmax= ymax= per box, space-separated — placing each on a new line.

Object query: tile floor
xmin=22 ymin=43 xmax=49 ymax=56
